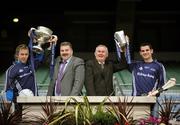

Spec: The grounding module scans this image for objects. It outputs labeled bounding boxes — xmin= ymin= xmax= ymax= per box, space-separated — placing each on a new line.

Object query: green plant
xmin=92 ymin=110 xmax=117 ymax=125
xmin=33 ymin=96 xmax=73 ymax=125
xmin=88 ymin=96 xmax=117 ymax=125
xmin=63 ymin=96 xmax=118 ymax=125
xmin=64 ymin=96 xmax=94 ymax=125
xmin=0 ymin=97 xmax=31 ymax=125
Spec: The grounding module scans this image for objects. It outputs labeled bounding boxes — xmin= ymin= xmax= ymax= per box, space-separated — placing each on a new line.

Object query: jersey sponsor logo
xmin=150 ymin=68 xmax=156 ymax=71
xmin=137 ymin=72 xmax=154 ymax=79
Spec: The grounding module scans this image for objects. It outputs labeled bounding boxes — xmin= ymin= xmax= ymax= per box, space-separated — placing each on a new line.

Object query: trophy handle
xmin=47 ymin=35 xmax=58 ymax=50
xmin=28 ymin=28 xmax=36 ymax=37
xmin=51 ymin=35 xmax=58 ymax=45
xmin=125 ymin=35 xmax=129 ymax=45
xmin=28 ymin=27 xmax=41 ymax=44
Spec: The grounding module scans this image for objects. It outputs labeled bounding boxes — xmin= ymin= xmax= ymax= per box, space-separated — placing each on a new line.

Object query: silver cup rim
xmin=35 ymin=26 xmax=53 ymax=36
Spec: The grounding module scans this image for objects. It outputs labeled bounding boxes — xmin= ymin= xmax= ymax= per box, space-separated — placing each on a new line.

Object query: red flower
xmin=125 ymin=122 xmax=129 ymax=125
xmin=114 ymin=122 xmax=120 ymax=125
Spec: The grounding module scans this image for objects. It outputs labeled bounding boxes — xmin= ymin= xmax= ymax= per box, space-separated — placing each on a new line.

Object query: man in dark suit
xmin=47 ymin=41 xmax=85 ymax=96
xmin=85 ymin=44 xmax=127 ymax=96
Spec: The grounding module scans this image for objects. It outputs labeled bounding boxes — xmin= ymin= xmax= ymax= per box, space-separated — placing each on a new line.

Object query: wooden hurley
xmin=148 ymin=78 xmax=176 ymax=96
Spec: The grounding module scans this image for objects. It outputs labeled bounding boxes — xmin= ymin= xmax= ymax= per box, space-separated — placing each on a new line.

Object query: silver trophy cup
xmin=28 ymin=26 xmax=53 ymax=54
xmin=114 ymin=30 xmax=128 ymax=49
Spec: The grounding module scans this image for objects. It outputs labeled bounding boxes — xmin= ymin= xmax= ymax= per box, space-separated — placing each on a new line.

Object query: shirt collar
xmin=60 ymin=56 xmax=72 ymax=64
xmin=98 ymin=61 xmax=105 ymax=65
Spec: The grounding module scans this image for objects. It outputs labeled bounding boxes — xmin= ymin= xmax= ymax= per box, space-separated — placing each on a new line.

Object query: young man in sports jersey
xmin=4 ymin=36 xmax=58 ymax=102
xmin=129 ymin=42 xmax=166 ymax=96
xmin=129 ymin=42 xmax=166 ymax=117
xmin=4 ymin=44 xmax=37 ymax=101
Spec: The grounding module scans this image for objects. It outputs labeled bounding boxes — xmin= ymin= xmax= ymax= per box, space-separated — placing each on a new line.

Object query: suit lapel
xmin=55 ymin=57 xmax=61 ymax=79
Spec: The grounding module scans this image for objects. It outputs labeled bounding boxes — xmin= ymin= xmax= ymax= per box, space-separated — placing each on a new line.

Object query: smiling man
xmin=85 ymin=44 xmax=127 ymax=96
xmin=47 ymin=41 xmax=85 ymax=96
xmin=129 ymin=42 xmax=166 ymax=96
xmin=5 ymin=44 xmax=37 ymax=100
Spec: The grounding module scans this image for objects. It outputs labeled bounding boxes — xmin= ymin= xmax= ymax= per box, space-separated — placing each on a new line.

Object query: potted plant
xmin=33 ymin=96 xmax=73 ymax=125
xmin=107 ymin=96 xmax=137 ymax=125
xmin=158 ymin=95 xmax=180 ymax=124
xmin=136 ymin=95 xmax=180 ymax=125
xmin=63 ymin=96 xmax=117 ymax=125
xmin=92 ymin=109 xmax=117 ymax=125
xmin=0 ymin=97 xmax=31 ymax=125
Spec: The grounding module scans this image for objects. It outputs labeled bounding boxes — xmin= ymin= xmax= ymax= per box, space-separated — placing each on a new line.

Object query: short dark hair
xmin=139 ymin=42 xmax=153 ymax=50
xmin=60 ymin=41 xmax=73 ymax=49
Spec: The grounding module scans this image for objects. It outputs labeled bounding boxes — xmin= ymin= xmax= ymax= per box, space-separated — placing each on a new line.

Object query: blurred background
xmin=0 ymin=0 xmax=180 ymax=96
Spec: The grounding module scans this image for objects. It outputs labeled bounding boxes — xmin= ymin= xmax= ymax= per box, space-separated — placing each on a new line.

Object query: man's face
xmin=17 ymin=49 xmax=29 ymax=63
xmin=94 ymin=46 xmax=108 ymax=62
xmin=60 ymin=45 xmax=73 ymax=61
xmin=140 ymin=45 xmax=153 ymax=60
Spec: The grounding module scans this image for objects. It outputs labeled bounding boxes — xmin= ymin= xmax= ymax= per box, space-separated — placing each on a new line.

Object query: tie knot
xmin=98 ymin=62 xmax=104 ymax=65
xmin=63 ymin=60 xmax=67 ymax=64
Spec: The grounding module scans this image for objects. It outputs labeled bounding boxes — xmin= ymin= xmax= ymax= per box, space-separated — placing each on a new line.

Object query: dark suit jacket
xmin=47 ymin=56 xmax=85 ymax=96
xmin=85 ymin=58 xmax=127 ymax=96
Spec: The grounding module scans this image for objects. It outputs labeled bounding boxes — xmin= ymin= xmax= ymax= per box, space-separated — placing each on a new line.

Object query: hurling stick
xmin=148 ymin=78 xmax=176 ymax=96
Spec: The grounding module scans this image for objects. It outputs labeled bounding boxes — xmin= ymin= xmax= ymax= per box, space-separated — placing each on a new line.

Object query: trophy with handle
xmin=114 ymin=30 xmax=128 ymax=50
xmin=28 ymin=26 xmax=56 ymax=54
xmin=114 ymin=30 xmax=131 ymax=64
xmin=28 ymin=26 xmax=57 ymax=81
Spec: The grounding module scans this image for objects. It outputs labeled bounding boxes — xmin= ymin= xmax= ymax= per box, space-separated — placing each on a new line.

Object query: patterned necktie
xmin=56 ymin=60 xmax=67 ymax=95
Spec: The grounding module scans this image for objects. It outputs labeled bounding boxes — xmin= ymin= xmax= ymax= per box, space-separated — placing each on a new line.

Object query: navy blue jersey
xmin=5 ymin=62 xmax=37 ymax=96
xmin=129 ymin=60 xmax=166 ymax=96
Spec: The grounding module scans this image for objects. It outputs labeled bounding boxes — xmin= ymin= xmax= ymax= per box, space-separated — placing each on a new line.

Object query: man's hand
xmin=148 ymin=78 xmax=176 ymax=97
xmin=47 ymin=35 xmax=58 ymax=50
xmin=148 ymin=91 xmax=157 ymax=97
xmin=49 ymin=35 xmax=58 ymax=45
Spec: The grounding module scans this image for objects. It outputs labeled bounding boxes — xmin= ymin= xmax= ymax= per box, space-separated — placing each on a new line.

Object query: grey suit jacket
xmin=47 ymin=56 xmax=85 ymax=96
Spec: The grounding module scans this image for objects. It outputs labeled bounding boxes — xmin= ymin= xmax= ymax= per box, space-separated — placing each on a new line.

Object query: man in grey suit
xmin=47 ymin=41 xmax=85 ymax=96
